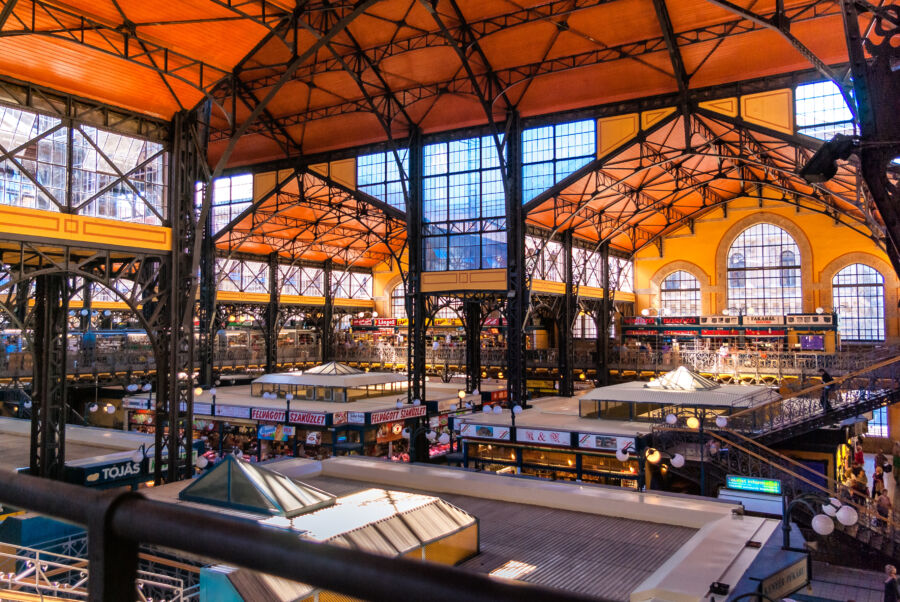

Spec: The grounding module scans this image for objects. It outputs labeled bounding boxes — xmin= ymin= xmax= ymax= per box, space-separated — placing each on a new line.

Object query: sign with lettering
xmin=122 ymin=397 xmax=149 ymax=410
xmin=351 ymin=318 xmax=373 ymax=327
xmin=742 ymin=315 xmax=785 ymax=325
xmin=661 ymin=316 xmax=699 ymax=325
xmin=251 ymin=408 xmax=286 ymax=422
xmin=701 ymin=329 xmax=740 ymax=336
xmin=745 ymin=329 xmax=787 ymax=337
xmin=624 ymin=316 xmax=655 ymax=325
xmin=348 ymin=411 xmax=366 ymax=425
xmin=374 ymin=318 xmax=397 ymax=327
xmin=258 ymin=424 xmax=295 ymax=441
xmin=370 ymin=405 xmax=427 ymax=424
xmin=726 ymin=475 xmax=782 ymax=495
xmin=459 ymin=423 xmax=510 ymax=440
xmin=516 ymin=428 xmax=569 ymax=446
xmin=288 ymin=410 xmax=327 ymax=426
xmin=489 ymin=390 xmax=508 ymax=402
xmin=83 ymin=459 xmax=143 ymax=486
xmin=215 ymin=405 xmax=251 ymax=419
xmin=757 ymin=555 xmax=808 ymax=600
xmin=700 ymin=315 xmax=740 ymax=325
xmin=661 ymin=329 xmax=696 ymax=337
xmin=194 ymin=402 xmax=212 ymax=415
xmin=577 ymin=434 xmax=634 ymax=451
xmin=332 ymin=412 xmax=348 ymax=426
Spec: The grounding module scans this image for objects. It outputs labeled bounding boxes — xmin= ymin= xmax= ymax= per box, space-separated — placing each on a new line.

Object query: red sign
xmin=624 ymin=330 xmax=648 ymax=336
xmin=746 ymin=329 xmax=787 ymax=337
xmin=251 ymin=408 xmax=286 ymax=422
xmin=374 ymin=318 xmax=397 ymax=327
xmin=624 ymin=317 xmax=655 ymax=325
xmin=483 ymin=317 xmax=506 ymax=326
xmin=661 ymin=316 xmax=699 ymax=325
xmin=351 ymin=318 xmax=373 ymax=326
xmin=662 ymin=330 xmax=695 ymax=336
xmin=370 ymin=405 xmax=427 ymax=425
xmin=701 ymin=329 xmax=740 ymax=336
xmin=489 ymin=390 xmax=508 ymax=402
xmin=288 ymin=411 xmax=327 ymax=426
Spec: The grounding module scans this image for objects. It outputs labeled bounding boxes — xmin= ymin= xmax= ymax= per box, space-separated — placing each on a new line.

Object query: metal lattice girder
xmin=30 ymin=273 xmax=68 ymax=479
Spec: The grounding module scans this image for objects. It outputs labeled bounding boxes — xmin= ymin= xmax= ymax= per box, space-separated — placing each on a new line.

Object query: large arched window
xmin=391 ymin=283 xmax=406 ymax=320
xmin=833 ymin=263 xmax=885 ymax=341
xmin=727 ymin=224 xmax=802 ymax=314
xmin=660 ymin=271 xmax=701 ymax=315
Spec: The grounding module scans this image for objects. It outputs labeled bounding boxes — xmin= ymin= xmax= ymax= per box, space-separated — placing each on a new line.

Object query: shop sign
xmin=661 ymin=329 xmax=695 ymax=337
xmin=459 ymin=423 xmax=510 ymax=440
xmin=258 ymin=424 xmax=295 ymax=441
xmin=661 ymin=316 xmax=699 ymax=325
xmin=376 ymin=421 xmax=404 ymax=443
xmin=726 ymin=475 xmax=782 ymax=495
xmin=333 ymin=412 xmax=348 ymax=426
xmin=624 ymin=316 xmax=655 ymax=325
xmin=351 ymin=318 xmax=373 ymax=327
xmin=743 ymin=315 xmax=785 ymax=325
xmin=756 ymin=555 xmax=808 ymax=600
xmin=306 ymin=431 xmax=322 ymax=445
xmin=194 ymin=402 xmax=212 ymax=415
xmin=215 ymin=405 xmax=251 ymax=419
xmin=489 ymin=390 xmax=508 ymax=402
xmin=252 ymin=408 xmax=286 ymax=422
xmin=745 ymin=329 xmax=786 ymax=337
xmin=701 ymin=329 xmax=740 ymax=336
xmin=483 ymin=317 xmax=505 ymax=326
xmin=577 ymin=434 xmax=634 ymax=451
xmin=374 ymin=318 xmax=397 ymax=327
xmin=526 ymin=379 xmax=555 ymax=389
xmin=122 ymin=397 xmax=149 ymax=410
xmin=624 ymin=330 xmax=648 ymax=337
xmin=700 ymin=315 xmax=740 ymax=325
xmin=83 ymin=459 xmax=143 ymax=486
xmin=516 ymin=428 xmax=569 ymax=445
xmin=289 ymin=411 xmax=327 ymax=426
xmin=348 ymin=411 xmax=366 ymax=425
xmin=370 ymin=405 xmax=427 ymax=424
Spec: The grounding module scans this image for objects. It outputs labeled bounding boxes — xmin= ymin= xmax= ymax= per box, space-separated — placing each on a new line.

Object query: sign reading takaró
xmin=288 ymin=410 xmax=327 ymax=426
xmin=370 ymin=405 xmax=427 ymax=424
xmin=251 ymin=408 xmax=286 ymax=422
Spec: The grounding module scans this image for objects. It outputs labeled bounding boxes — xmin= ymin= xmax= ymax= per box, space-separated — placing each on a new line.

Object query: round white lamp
xmin=715 ymin=415 xmax=728 ymax=428
xmin=645 ymin=448 xmax=662 ymax=464
xmin=835 ymin=505 xmax=858 ymax=526
xmin=482 ymin=405 xmax=491 ymax=414
xmin=811 ymin=514 xmax=835 ymax=535
xmin=665 ymin=413 xmax=677 ymax=425
xmin=438 ymin=433 xmax=450 ymax=445
xmin=412 ymin=398 xmax=421 ymax=406
xmin=671 ymin=453 xmax=685 ymax=468
xmin=492 ymin=405 xmax=502 ymax=414
xmin=512 ymin=405 xmax=523 ymax=415
xmin=615 ymin=448 xmax=629 ymax=462
xmin=686 ymin=416 xmax=700 ymax=430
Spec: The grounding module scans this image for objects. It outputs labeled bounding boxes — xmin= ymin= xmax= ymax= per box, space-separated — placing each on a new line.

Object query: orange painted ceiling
xmin=0 ymin=0 xmax=856 ymax=166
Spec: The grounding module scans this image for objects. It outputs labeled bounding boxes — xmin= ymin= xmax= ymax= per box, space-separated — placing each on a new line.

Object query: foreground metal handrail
xmin=0 ymin=470 xmax=599 ymax=602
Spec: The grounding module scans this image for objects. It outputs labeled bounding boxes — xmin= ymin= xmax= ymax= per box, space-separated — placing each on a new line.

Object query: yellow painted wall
xmin=633 ymin=196 xmax=900 ymax=342
xmin=372 ymin=253 xmax=405 ymax=319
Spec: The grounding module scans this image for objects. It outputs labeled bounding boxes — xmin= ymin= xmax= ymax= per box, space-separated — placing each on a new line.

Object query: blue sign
xmin=726 ymin=475 xmax=782 ymax=495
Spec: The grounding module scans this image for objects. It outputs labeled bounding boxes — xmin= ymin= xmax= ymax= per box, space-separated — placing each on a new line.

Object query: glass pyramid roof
xmin=179 ymin=456 xmax=336 ymax=518
xmin=302 ymin=361 xmax=363 ymax=376
xmin=644 ymin=366 xmax=720 ymax=391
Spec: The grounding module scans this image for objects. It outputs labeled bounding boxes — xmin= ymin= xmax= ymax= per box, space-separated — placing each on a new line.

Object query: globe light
xmin=177 ymin=372 xmax=188 ymax=380
xmin=372 ymin=312 xmax=379 ymax=318
xmin=715 ymin=416 xmax=728 ymax=428
xmin=815 ymin=307 xmax=825 ymax=315
xmin=811 ymin=514 xmax=835 ymax=535
xmin=641 ymin=308 xmax=650 ymax=316
xmin=142 ymin=383 xmax=152 ymax=392
xmin=615 ymin=449 xmax=629 ymax=462
xmin=822 ymin=504 xmax=837 ymax=517
xmin=482 ymin=405 xmax=491 ymax=414
xmin=665 ymin=413 xmax=678 ymax=425
xmin=497 ymin=371 xmax=504 ymax=379
xmin=458 ymin=390 xmax=466 ymax=400
xmin=23 ymin=399 xmax=32 ymax=409
xmin=449 ymin=404 xmax=458 ymax=412
xmin=412 ymin=398 xmax=421 ymax=406
xmin=401 ymin=428 xmax=411 ymax=438
xmin=671 ymin=453 xmax=685 ymax=468
xmin=79 ymin=309 xmax=89 ymax=316
xmin=438 ymin=433 xmax=450 ymax=445
xmin=492 ymin=405 xmax=502 ymax=414
xmin=686 ymin=416 xmax=701 ymax=430
xmin=126 ymin=383 xmax=139 ymax=392
xmin=645 ymin=448 xmax=662 ymax=464
xmin=131 ymin=450 xmax=144 ymax=464
xmin=286 ymin=393 xmax=293 ymax=401
xmin=194 ymin=387 xmax=203 ymax=396
xmin=396 ymin=400 xmax=404 ymax=409
xmin=105 ymin=404 xmax=116 ymax=415
xmin=836 ymin=505 xmax=859 ymax=526
xmin=426 ymin=430 xmax=437 ymax=441
xmin=579 ymin=372 xmax=586 ymax=380
xmin=512 ymin=405 xmax=523 ymax=415
xmin=196 ymin=455 xmax=209 ymax=469
xmin=89 ymin=403 xmax=99 ymax=413
xmin=103 ymin=309 xmax=111 ymax=317
xmin=209 ymin=388 xmax=217 ymax=396
xmin=472 ymin=389 xmax=479 ymax=396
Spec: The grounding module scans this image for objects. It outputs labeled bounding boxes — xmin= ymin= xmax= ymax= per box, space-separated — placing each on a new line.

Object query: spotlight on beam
xmin=799 ymin=134 xmax=858 ymax=184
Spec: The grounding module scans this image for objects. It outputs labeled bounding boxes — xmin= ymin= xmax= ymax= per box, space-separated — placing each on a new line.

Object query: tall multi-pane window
xmin=833 ymin=263 xmax=885 ymax=342
xmin=522 ymin=119 xmax=595 ymax=202
xmin=869 ymin=407 xmax=889 ymax=438
xmin=279 ymin=265 xmax=324 ymax=297
xmin=215 ymin=259 xmax=268 ymax=294
xmin=795 ymin=81 xmax=855 ymax=140
xmin=331 ymin=271 xmax=373 ymax=299
xmin=391 ymin=283 xmax=406 ymax=319
xmin=660 ymin=271 xmax=701 ymax=316
xmin=573 ymin=314 xmax=598 ymax=339
xmin=727 ymin=224 xmax=802 ymax=314
xmin=423 ymin=136 xmax=506 ymax=271
xmin=357 ymin=150 xmax=408 ymax=211
xmin=526 ymin=235 xmax=565 ymax=282
xmin=209 ymin=174 xmax=253 ymax=233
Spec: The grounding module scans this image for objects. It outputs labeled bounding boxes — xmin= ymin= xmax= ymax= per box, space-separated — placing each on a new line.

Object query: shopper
xmin=874 ymin=465 xmax=886 ymax=500
xmin=877 ymin=490 xmax=892 ymax=527
xmin=893 ymin=440 xmax=900 ymax=488
xmin=854 ymin=443 xmax=865 ymax=467
xmin=818 ymin=368 xmax=834 ymax=412
xmin=884 ymin=564 xmax=899 ymax=602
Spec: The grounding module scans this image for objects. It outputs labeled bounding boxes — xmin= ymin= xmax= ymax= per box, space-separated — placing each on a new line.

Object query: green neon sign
xmin=726 ymin=475 xmax=782 ymax=495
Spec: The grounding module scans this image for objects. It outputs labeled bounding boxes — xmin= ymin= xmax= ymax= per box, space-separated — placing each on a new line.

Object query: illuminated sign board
xmin=726 ymin=475 xmax=782 ymax=495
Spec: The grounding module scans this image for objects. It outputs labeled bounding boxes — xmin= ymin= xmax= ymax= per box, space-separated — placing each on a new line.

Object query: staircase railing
xmin=652 ymin=426 xmax=900 ymax=558
xmin=725 ymin=355 xmax=900 ymax=443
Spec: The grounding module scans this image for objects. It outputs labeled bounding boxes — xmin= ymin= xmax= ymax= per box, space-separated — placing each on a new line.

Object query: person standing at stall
xmin=818 ymin=368 xmax=834 ymax=412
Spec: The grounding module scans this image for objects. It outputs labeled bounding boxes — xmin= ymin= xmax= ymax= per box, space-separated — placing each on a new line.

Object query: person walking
xmin=877 ymin=490 xmax=893 ymax=528
xmin=884 ymin=564 xmax=899 ymax=602
xmin=818 ymin=368 xmax=834 ymax=412
xmin=874 ymin=465 xmax=886 ymax=500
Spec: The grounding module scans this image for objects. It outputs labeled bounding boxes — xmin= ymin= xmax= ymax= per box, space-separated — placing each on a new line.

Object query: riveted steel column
xmin=559 ymin=231 xmax=575 ymax=397
xmin=30 ymin=273 xmax=68 ymax=479
xmin=598 ymin=241 xmax=611 ymax=386
xmin=322 ymin=260 xmax=334 ymax=362
xmin=407 ymin=130 xmax=426 ymax=406
xmin=265 ymin=253 xmax=279 ymax=373
xmin=505 ymin=113 xmax=527 ymax=406
xmin=198 ymin=194 xmax=216 ymax=386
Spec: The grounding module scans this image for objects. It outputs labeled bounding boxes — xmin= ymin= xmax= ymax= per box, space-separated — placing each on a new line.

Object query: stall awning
xmin=253 ymin=363 xmax=406 ymax=388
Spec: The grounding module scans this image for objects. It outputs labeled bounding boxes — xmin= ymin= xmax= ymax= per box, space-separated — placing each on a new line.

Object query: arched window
xmin=391 ymin=283 xmax=406 ymax=320
xmin=727 ymin=224 xmax=802 ymax=314
xmin=660 ymin=271 xmax=701 ymax=316
xmin=833 ymin=263 xmax=884 ymax=341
